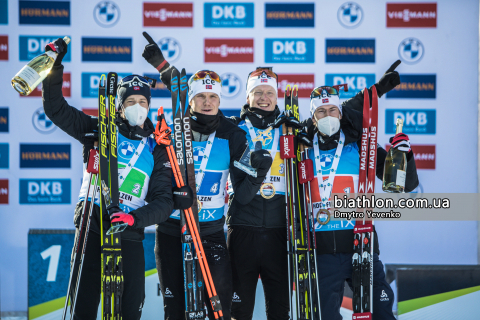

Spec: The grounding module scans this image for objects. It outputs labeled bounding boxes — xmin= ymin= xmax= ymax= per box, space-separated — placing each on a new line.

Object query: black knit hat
xmin=117 ymin=75 xmax=151 ymax=109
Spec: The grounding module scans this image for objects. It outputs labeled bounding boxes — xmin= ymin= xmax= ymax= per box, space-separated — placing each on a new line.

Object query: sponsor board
xmin=204 ymin=2 xmax=254 ymax=28
xmin=0 ymin=0 xmax=7 ymax=24
xmin=19 ymin=0 xmax=70 ymax=25
xmin=20 ymin=179 xmax=71 ymax=204
xmin=0 ymin=108 xmax=8 ymax=132
xmin=82 ymin=72 xmax=129 ymax=98
xmin=326 ymin=39 xmax=375 ymax=63
xmin=221 ymin=73 xmax=242 ymax=98
xmin=277 ymin=74 xmax=314 ymax=98
xmin=143 ymin=2 xmax=193 ymax=27
xmin=0 ymin=35 xmax=7 ymax=60
xmin=387 ymin=3 xmax=437 ymax=28
xmin=82 ymin=108 xmax=99 ymax=117
xmin=265 ymin=3 xmax=314 ymax=27
xmin=387 ymin=74 xmax=436 ymax=99
xmin=204 ymin=39 xmax=254 ymax=63
xmin=22 ymin=72 xmax=71 ymax=97
xmin=19 ymin=35 xmax=72 ymax=62
xmin=0 ymin=143 xmax=8 ymax=168
xmin=20 ymin=144 xmax=71 ymax=168
xmin=0 ymin=179 xmax=8 ymax=204
xmin=265 ymin=38 xmax=314 ymax=63
xmin=145 ymin=72 xmax=192 ymax=98
xmin=32 ymin=107 xmax=56 ymax=134
xmin=325 ymin=73 xmax=375 ymax=99
xmin=337 ymin=2 xmax=363 ymax=28
xmin=94 ymin=1 xmax=120 ymax=27
xmin=385 ymin=109 xmax=435 ymax=134
xmin=398 ymin=38 xmax=424 ymax=64
xmin=82 ymin=37 xmax=132 ymax=62
xmin=387 ymin=144 xmax=435 ymax=169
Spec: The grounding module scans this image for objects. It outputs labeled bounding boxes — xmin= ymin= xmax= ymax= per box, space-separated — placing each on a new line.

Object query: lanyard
xmin=119 ymin=137 xmax=148 ymax=188
xmin=245 ymin=117 xmax=279 ymax=181
xmin=195 ymin=132 xmax=216 ymax=193
xmin=313 ymin=131 xmax=345 ymax=208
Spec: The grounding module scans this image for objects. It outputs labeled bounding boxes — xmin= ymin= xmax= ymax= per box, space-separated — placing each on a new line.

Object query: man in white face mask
xmin=310 ymin=86 xmax=344 ymax=138
xmin=117 ymin=75 xmax=152 ymax=128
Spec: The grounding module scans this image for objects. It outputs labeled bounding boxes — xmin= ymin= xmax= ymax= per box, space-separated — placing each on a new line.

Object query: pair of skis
xmin=156 ymin=67 xmax=223 ymax=319
xmin=352 ymin=86 xmax=378 ymax=320
xmin=99 ymin=72 xmax=124 ymax=320
xmin=281 ymin=85 xmax=321 ymax=320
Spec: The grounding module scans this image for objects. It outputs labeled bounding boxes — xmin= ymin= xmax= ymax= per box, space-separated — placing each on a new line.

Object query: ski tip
xmin=292 ymin=85 xmax=298 ymax=96
xmin=99 ymin=74 xmax=106 ymax=86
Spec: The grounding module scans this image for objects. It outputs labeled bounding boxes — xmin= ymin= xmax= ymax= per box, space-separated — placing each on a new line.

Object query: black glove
xmin=44 ymin=38 xmax=68 ymax=67
xmin=142 ymin=32 xmax=174 ymax=90
xmin=389 ymin=133 xmax=411 ymax=153
xmin=374 ymin=60 xmax=401 ymax=98
xmin=297 ymin=127 xmax=313 ymax=147
xmin=273 ymin=110 xmax=303 ymax=129
xmin=173 ymin=185 xmax=194 ymax=210
xmin=250 ymin=149 xmax=273 ymax=178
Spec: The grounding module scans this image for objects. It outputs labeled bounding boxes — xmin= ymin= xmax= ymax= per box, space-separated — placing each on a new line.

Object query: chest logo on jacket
xmin=252 ymin=127 xmax=273 ymax=146
xmin=193 ymin=146 xmax=205 ymax=163
xmin=119 ymin=141 xmax=136 ymax=159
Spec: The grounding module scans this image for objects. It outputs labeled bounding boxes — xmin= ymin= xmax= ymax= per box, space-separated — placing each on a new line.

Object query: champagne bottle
xmin=382 ymin=118 xmax=407 ymax=193
xmin=11 ymin=36 xmax=71 ymax=96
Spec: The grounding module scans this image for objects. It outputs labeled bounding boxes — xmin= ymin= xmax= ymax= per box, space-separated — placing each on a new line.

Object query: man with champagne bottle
xmin=305 ymin=61 xmax=419 ymax=319
xmin=41 ymin=37 xmax=175 ymax=320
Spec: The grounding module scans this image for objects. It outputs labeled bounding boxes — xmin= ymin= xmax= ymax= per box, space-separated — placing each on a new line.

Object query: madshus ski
xmin=281 ymin=85 xmax=321 ymax=319
xmin=98 ymin=72 xmax=124 ymax=320
xmin=158 ymin=67 xmax=223 ymax=319
xmin=352 ymin=86 xmax=378 ymax=320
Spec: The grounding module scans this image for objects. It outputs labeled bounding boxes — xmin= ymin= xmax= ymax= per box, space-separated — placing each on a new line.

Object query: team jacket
xmin=156 ymin=115 xmax=260 ymax=237
xmin=309 ymin=105 xmax=419 ymax=255
xmin=42 ymin=65 xmax=174 ymax=241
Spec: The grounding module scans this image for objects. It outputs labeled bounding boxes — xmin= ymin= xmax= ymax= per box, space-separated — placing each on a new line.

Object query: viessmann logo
xmin=0 ymin=179 xmax=8 ymax=204
xmin=277 ymin=74 xmax=315 ymax=98
xmin=22 ymin=72 xmax=71 ymax=97
xmin=143 ymin=2 xmax=193 ymax=27
xmin=265 ymin=3 xmax=314 ymax=27
xmin=386 ymin=75 xmax=436 ymax=99
xmin=20 ymin=144 xmax=71 ymax=168
xmin=19 ymin=0 xmax=70 ymax=25
xmin=204 ymin=39 xmax=254 ymax=63
xmin=82 ymin=37 xmax=132 ymax=62
xmin=0 ymin=35 xmax=7 ymax=60
xmin=326 ymin=39 xmax=375 ymax=63
xmin=387 ymin=3 xmax=437 ymax=28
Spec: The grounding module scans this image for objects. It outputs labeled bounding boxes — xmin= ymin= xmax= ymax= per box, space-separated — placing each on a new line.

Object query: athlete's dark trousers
xmin=316 ymin=252 xmax=395 ymax=320
xmin=228 ymin=226 xmax=290 ymax=320
xmin=68 ymin=228 xmax=145 ymax=320
xmin=155 ymin=229 xmax=233 ymax=320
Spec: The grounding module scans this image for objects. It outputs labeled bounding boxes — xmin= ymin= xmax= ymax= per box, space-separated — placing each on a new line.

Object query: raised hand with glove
xmin=249 ymin=149 xmax=273 ymax=183
xmin=374 ymin=59 xmax=401 ymax=98
xmin=389 ymin=133 xmax=411 ymax=153
xmin=142 ymin=32 xmax=176 ymax=90
xmin=44 ymin=37 xmax=68 ymax=67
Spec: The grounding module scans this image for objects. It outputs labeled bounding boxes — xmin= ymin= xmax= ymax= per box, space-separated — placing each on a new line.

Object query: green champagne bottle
xmin=11 ymin=36 xmax=70 ymax=96
xmin=382 ymin=118 xmax=407 ymax=193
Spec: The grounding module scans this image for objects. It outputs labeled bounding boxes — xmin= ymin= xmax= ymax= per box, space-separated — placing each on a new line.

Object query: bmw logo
xmin=158 ymin=38 xmax=181 ymax=63
xmin=221 ymin=73 xmax=241 ymax=99
xmin=119 ymin=141 xmax=136 ymax=159
xmin=320 ymin=154 xmax=334 ymax=170
xmin=94 ymin=1 xmax=120 ymax=27
xmin=32 ymin=107 xmax=56 ymax=134
xmin=398 ymin=38 xmax=424 ymax=64
xmin=193 ymin=146 xmax=205 ymax=163
xmin=337 ymin=2 xmax=363 ymax=29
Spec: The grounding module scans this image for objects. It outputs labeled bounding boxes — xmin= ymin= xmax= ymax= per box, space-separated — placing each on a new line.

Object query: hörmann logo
xmin=19 ymin=0 xmax=70 ymax=25
xmin=204 ymin=39 xmax=254 ymax=62
xmin=326 ymin=39 xmax=375 ymax=63
xmin=204 ymin=3 xmax=254 ymax=28
xmin=0 ymin=35 xmax=7 ymax=60
xmin=20 ymin=144 xmax=71 ymax=168
xmin=265 ymin=3 xmax=314 ymax=27
xmin=143 ymin=2 xmax=193 ymax=27
xmin=277 ymin=74 xmax=314 ymax=98
xmin=82 ymin=37 xmax=132 ymax=62
xmin=386 ymin=74 xmax=435 ymax=99
xmin=387 ymin=3 xmax=437 ymax=28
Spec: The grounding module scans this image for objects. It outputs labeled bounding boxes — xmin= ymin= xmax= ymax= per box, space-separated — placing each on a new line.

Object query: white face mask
xmin=315 ymin=116 xmax=340 ymax=137
xmin=124 ymin=103 xmax=148 ymax=127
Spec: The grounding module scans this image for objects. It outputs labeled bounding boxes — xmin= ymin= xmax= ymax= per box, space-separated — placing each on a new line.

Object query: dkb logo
xmin=265 ymin=39 xmax=314 ymax=63
xmin=204 ymin=3 xmax=254 ymax=27
xmin=20 ymin=179 xmax=71 ymax=204
xmin=19 ymin=35 xmax=71 ymax=61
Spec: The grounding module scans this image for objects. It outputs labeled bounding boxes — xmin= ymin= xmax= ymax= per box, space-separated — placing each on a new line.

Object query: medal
xmin=316 ymin=209 xmax=331 ymax=225
xmin=260 ymin=182 xmax=276 ymax=199
xmin=197 ymin=200 xmax=202 ymax=213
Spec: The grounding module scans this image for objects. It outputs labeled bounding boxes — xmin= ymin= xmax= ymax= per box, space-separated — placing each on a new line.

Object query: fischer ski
xmin=352 ymin=86 xmax=378 ymax=320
